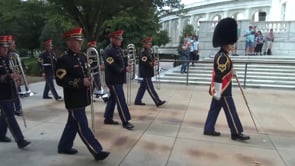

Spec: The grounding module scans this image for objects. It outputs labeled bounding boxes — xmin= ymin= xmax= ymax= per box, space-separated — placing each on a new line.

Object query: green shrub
xmin=22 ymin=57 xmax=40 ymax=76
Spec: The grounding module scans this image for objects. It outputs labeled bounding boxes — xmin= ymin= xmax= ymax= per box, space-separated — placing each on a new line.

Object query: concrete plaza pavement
xmin=0 ymin=80 xmax=295 ymax=166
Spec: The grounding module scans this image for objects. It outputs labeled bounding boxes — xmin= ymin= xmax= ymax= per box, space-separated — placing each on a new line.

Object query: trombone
xmin=8 ymin=56 xmax=27 ymax=128
xmin=152 ymin=45 xmax=160 ymax=89
xmin=95 ymin=49 xmax=109 ymax=102
xmin=86 ymin=47 xmax=100 ymax=132
xmin=9 ymin=52 xmax=34 ymax=97
xmin=126 ymin=44 xmax=136 ymax=106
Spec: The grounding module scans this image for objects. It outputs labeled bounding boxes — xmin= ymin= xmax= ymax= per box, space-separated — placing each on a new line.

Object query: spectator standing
xmin=264 ymin=28 xmax=275 ymax=55
xmin=180 ymin=38 xmax=190 ymax=74
xmin=190 ymin=35 xmax=199 ymax=66
xmin=255 ymin=31 xmax=264 ymax=55
xmin=244 ymin=26 xmax=255 ymax=55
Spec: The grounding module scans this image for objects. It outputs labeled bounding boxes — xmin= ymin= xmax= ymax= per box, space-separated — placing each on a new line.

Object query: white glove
xmin=213 ymin=82 xmax=222 ymax=101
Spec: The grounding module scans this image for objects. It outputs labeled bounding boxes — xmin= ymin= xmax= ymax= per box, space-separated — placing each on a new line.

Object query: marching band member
xmin=203 ymin=18 xmax=250 ymax=141
xmin=0 ymin=35 xmax=31 ymax=148
xmin=7 ymin=35 xmax=22 ymax=115
xmin=134 ymin=37 xmax=166 ymax=107
xmin=103 ymin=30 xmax=134 ymax=130
xmin=38 ymin=39 xmax=62 ymax=100
xmin=55 ymin=27 xmax=109 ymax=160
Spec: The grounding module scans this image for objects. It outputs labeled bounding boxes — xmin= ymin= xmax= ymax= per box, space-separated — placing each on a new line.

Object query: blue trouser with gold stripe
xmin=134 ymin=77 xmax=161 ymax=105
xmin=0 ymin=99 xmax=25 ymax=141
xmin=58 ymin=108 xmax=103 ymax=156
xmin=43 ymin=75 xmax=59 ymax=99
xmin=204 ymin=96 xmax=243 ymax=135
xmin=104 ymin=84 xmax=131 ymax=123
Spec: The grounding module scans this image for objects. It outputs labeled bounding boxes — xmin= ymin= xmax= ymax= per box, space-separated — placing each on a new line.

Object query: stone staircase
xmin=157 ymin=56 xmax=295 ymax=89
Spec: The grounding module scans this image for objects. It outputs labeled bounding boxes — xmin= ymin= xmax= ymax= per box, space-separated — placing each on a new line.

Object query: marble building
xmin=159 ymin=0 xmax=295 ymax=57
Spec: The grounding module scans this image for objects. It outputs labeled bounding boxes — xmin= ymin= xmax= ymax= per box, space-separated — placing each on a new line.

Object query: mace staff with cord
xmin=235 ymin=74 xmax=259 ymax=132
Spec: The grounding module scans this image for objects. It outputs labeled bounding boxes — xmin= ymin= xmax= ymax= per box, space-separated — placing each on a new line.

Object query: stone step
xmin=157 ymin=79 xmax=295 ymax=89
xmin=158 ymin=57 xmax=295 ymax=89
xmin=174 ymin=67 xmax=295 ymax=74
xmin=159 ymin=74 xmax=295 ymax=82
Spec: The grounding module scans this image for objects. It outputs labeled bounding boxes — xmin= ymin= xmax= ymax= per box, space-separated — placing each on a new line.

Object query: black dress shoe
xmin=55 ymin=96 xmax=62 ymax=101
xmin=14 ymin=111 xmax=23 ymax=116
xmin=156 ymin=100 xmax=166 ymax=107
xmin=43 ymin=96 xmax=52 ymax=99
xmin=104 ymin=119 xmax=119 ymax=125
xmin=123 ymin=122 xmax=134 ymax=130
xmin=0 ymin=136 xmax=12 ymax=142
xmin=95 ymin=151 xmax=110 ymax=160
xmin=134 ymin=102 xmax=146 ymax=105
xmin=231 ymin=133 xmax=250 ymax=141
xmin=58 ymin=148 xmax=78 ymax=155
xmin=17 ymin=140 xmax=31 ymax=149
xmin=204 ymin=131 xmax=221 ymax=136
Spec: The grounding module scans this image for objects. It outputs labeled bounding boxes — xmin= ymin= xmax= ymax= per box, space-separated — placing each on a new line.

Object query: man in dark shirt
xmin=203 ymin=18 xmax=250 ymax=141
xmin=55 ymin=27 xmax=109 ymax=160
xmin=0 ymin=35 xmax=30 ymax=149
xmin=134 ymin=37 xmax=166 ymax=107
xmin=103 ymin=30 xmax=134 ymax=130
xmin=39 ymin=39 xmax=61 ymax=100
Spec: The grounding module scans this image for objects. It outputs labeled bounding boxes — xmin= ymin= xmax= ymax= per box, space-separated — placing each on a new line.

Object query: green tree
xmin=0 ymin=0 xmax=50 ymax=56
xmin=47 ymin=0 xmax=184 ymax=47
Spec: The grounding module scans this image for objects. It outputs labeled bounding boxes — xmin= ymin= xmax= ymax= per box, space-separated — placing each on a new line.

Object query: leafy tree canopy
xmin=48 ymin=0 xmax=184 ymax=48
xmin=0 ymin=0 xmax=184 ymax=52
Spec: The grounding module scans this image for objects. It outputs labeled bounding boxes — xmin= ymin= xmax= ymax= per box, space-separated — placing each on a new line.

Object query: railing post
xmin=243 ymin=63 xmax=248 ymax=89
xmin=186 ymin=60 xmax=189 ymax=86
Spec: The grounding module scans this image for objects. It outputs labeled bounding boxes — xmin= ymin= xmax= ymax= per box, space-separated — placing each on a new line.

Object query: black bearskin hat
xmin=212 ymin=17 xmax=237 ymax=48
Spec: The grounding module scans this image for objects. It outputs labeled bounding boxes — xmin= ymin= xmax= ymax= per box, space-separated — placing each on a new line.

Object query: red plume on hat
xmin=6 ymin=35 xmax=14 ymax=43
xmin=0 ymin=36 xmax=10 ymax=47
xmin=142 ymin=37 xmax=152 ymax=44
xmin=87 ymin=41 xmax=97 ymax=47
xmin=63 ymin=27 xmax=83 ymax=41
xmin=44 ymin=39 xmax=53 ymax=46
xmin=108 ymin=30 xmax=124 ymax=39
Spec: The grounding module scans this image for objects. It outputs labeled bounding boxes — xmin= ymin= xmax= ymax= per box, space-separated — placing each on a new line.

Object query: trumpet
xmin=9 ymin=52 xmax=34 ymax=96
xmin=126 ymin=44 xmax=136 ymax=105
xmin=8 ymin=55 xmax=27 ymax=128
xmin=152 ymin=45 xmax=160 ymax=89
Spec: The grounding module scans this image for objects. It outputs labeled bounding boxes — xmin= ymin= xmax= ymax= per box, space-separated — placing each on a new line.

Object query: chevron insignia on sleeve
xmin=56 ymin=69 xmax=67 ymax=79
xmin=106 ymin=57 xmax=114 ymax=64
